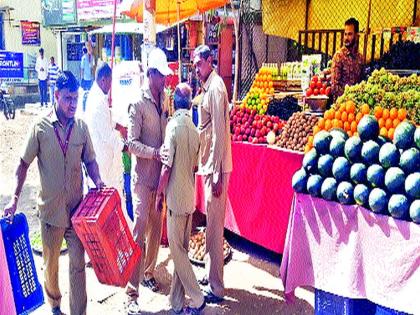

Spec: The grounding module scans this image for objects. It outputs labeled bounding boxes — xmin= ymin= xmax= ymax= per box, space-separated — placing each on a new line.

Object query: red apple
xmin=259 ymin=137 xmax=265 ymax=143
xmin=234 ymin=127 xmax=240 ymax=135
xmin=251 ymin=128 xmax=256 ymax=136
xmin=326 ymin=87 xmax=331 ymax=95
xmin=252 ymin=137 xmax=258 ymax=144
xmin=255 ymin=114 xmax=261 ymax=120
xmin=306 ymin=88 xmax=313 ymax=97
xmin=255 ymin=130 xmax=261 ymax=138
xmin=310 ymin=82 xmax=316 ymax=90
xmin=313 ymin=89 xmax=319 ymax=96
xmin=245 ymin=128 xmax=251 ymax=135
xmin=312 ymin=75 xmax=319 ymax=83
xmin=273 ymin=116 xmax=279 ymax=123
xmin=316 ymin=81 xmax=322 ymax=89
xmin=256 ymin=121 xmax=263 ymax=129
xmin=248 ymin=136 xmax=253 ymax=142
xmin=320 ymin=87 xmax=325 ymax=95
xmin=240 ymin=127 xmax=246 ymax=134
xmin=267 ymin=121 xmax=273 ymax=129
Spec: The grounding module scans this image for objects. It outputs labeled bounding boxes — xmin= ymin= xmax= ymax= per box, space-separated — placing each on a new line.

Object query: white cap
xmin=148 ymin=48 xmax=173 ymax=76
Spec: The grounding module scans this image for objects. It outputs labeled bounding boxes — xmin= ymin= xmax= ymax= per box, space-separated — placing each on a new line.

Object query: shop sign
xmin=42 ymin=0 xmax=77 ymax=26
xmin=77 ymin=0 xmax=122 ymax=21
xmin=21 ymin=21 xmax=41 ymax=46
xmin=0 ymin=51 xmax=24 ymax=79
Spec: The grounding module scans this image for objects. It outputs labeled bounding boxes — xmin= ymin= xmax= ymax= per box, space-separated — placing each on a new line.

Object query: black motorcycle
xmin=0 ymin=85 xmax=15 ymax=120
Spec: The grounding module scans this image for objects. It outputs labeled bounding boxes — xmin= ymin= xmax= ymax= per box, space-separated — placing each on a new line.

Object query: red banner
xmin=21 ymin=21 xmax=41 ymax=46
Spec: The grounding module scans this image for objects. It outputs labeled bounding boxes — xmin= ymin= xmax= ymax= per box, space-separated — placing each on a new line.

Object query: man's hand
xmin=155 ymin=192 xmax=164 ymax=213
xmin=95 ymin=179 xmax=105 ymax=190
xmin=212 ymin=174 xmax=223 ymax=198
xmin=3 ymin=197 xmax=18 ymax=221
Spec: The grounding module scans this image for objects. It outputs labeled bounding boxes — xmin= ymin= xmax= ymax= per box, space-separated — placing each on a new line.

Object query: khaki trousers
xmin=203 ymin=172 xmax=230 ymax=298
xmin=167 ymin=211 xmax=204 ymax=311
xmin=41 ymin=222 xmax=86 ymax=315
xmin=126 ymin=184 xmax=163 ymax=300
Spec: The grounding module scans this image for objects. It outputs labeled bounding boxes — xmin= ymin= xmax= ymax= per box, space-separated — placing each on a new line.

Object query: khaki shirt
xmin=21 ymin=110 xmax=96 ymax=228
xmin=198 ymin=70 xmax=233 ymax=182
xmin=161 ymin=109 xmax=199 ymax=215
xmin=128 ymin=84 xmax=168 ymax=189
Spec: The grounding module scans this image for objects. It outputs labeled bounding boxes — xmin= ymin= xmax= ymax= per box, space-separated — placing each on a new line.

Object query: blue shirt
xmin=80 ymin=54 xmax=93 ymax=81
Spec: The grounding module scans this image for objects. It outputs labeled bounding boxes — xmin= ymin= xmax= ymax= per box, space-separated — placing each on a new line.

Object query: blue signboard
xmin=0 ymin=51 xmax=24 ymax=78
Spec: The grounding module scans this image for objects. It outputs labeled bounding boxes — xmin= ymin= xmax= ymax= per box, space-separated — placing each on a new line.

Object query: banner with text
xmin=77 ymin=0 xmax=122 ymax=21
xmin=0 ymin=51 xmax=24 ymax=79
xmin=21 ymin=21 xmax=41 ymax=46
xmin=42 ymin=0 xmax=77 ymax=26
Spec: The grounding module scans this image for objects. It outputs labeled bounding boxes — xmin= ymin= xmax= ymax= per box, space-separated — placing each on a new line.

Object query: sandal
xmin=198 ymin=277 xmax=208 ymax=286
xmin=141 ymin=277 xmax=160 ymax=292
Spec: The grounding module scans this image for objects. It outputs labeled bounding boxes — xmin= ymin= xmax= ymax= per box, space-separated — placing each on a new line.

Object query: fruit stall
xmin=280 ymin=69 xmax=420 ymax=314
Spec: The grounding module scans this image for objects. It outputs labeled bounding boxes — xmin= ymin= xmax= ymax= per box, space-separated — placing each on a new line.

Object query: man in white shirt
xmin=35 ymin=48 xmax=49 ymax=107
xmin=84 ymin=62 xmax=127 ymax=194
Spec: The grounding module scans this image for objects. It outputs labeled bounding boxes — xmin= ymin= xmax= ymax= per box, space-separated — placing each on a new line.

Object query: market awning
xmin=88 ymin=22 xmax=169 ymax=35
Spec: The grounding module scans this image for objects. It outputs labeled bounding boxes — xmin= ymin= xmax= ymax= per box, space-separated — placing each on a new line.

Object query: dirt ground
xmin=0 ymin=105 xmax=314 ymax=315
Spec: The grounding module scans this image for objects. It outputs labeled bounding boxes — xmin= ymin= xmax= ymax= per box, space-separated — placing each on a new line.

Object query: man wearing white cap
xmin=125 ymin=47 xmax=173 ymax=314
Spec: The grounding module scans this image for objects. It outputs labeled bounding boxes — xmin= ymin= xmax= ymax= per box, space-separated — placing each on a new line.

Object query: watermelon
xmin=369 ymin=188 xmax=388 ymax=213
xmin=410 ymin=200 xmax=420 ymax=223
xmin=394 ymin=120 xmax=416 ymax=150
xmin=332 ymin=157 xmax=351 ymax=181
xmin=350 ymin=163 xmax=367 ymax=184
xmin=336 ymin=181 xmax=354 ymax=204
xmin=384 ymin=167 xmax=406 ymax=194
xmin=330 ymin=128 xmax=348 ymax=140
xmin=321 ymin=177 xmax=338 ymax=201
xmin=292 ymin=168 xmax=308 ymax=193
xmin=354 ymin=184 xmax=370 ymax=206
xmin=415 ymin=127 xmax=420 ymax=149
xmin=330 ymin=137 xmax=346 ymax=157
xmin=405 ymin=172 xmax=420 ymax=199
xmin=303 ymin=148 xmax=318 ymax=173
xmin=361 ymin=140 xmax=380 ymax=164
xmin=367 ymin=164 xmax=385 ymax=188
xmin=307 ymin=174 xmax=323 ymax=197
xmin=399 ymin=148 xmax=420 ymax=174
xmin=357 ymin=115 xmax=379 ymax=141
xmin=318 ymin=154 xmax=334 ymax=177
xmin=376 ymin=136 xmax=389 ymax=146
xmin=388 ymin=194 xmax=410 ymax=219
xmin=314 ymin=131 xmax=332 ymax=154
xmin=344 ymin=136 xmax=362 ymax=163
xmin=379 ymin=142 xmax=400 ymax=169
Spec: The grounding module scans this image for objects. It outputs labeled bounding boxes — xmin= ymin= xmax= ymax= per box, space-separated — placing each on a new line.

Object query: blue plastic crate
xmin=375 ymin=304 xmax=411 ymax=315
xmin=315 ymin=289 xmax=375 ymax=315
xmin=1 ymin=213 xmax=44 ymax=315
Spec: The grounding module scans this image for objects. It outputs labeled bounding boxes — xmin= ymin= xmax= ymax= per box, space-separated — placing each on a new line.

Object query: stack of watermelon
xmin=293 ymin=115 xmax=420 ymax=223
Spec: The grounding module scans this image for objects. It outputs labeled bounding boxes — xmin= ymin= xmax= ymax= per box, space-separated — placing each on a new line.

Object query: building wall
xmin=1 ymin=0 xmax=57 ymax=60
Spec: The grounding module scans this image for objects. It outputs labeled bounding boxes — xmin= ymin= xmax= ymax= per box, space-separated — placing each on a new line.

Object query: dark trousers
xmin=39 ymin=79 xmax=48 ymax=105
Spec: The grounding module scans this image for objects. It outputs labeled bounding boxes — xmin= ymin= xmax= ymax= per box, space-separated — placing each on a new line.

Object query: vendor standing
xmin=331 ymin=18 xmax=364 ymax=101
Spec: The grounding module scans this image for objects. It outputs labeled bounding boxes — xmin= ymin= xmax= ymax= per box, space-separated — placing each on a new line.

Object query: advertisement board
xmin=41 ymin=0 xmax=77 ymax=26
xmin=77 ymin=0 xmax=122 ymax=21
xmin=0 ymin=51 xmax=24 ymax=79
xmin=21 ymin=21 xmax=41 ymax=46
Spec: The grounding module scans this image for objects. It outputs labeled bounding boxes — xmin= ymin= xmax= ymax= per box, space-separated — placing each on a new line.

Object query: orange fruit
xmin=356 ymin=112 xmax=363 ymax=123
xmin=398 ymin=108 xmax=407 ymax=121
xmin=325 ymin=119 xmax=332 ymax=130
xmin=332 ymin=119 xmax=339 ymax=128
xmin=380 ymin=127 xmax=388 ymax=137
xmin=374 ymin=106 xmax=383 ymax=119
xmin=338 ymin=120 xmax=344 ymax=129
xmin=343 ymin=121 xmax=350 ymax=131
xmin=305 ymin=144 xmax=311 ymax=153
xmin=382 ymin=108 xmax=390 ymax=120
xmin=347 ymin=130 xmax=353 ymax=137
xmin=308 ymin=135 xmax=314 ymax=146
xmin=346 ymin=101 xmax=356 ymax=113
xmin=341 ymin=111 xmax=348 ymax=122
xmin=361 ymin=104 xmax=370 ymax=115
xmin=385 ymin=118 xmax=393 ymax=130
xmin=328 ymin=110 xmax=335 ymax=120
xmin=378 ymin=118 xmax=385 ymax=128
xmin=350 ymin=121 xmax=357 ymax=133
xmin=348 ymin=113 xmax=355 ymax=123
xmin=390 ymin=108 xmax=398 ymax=119
xmin=313 ymin=126 xmax=321 ymax=135
xmin=393 ymin=118 xmax=400 ymax=128
xmin=324 ymin=110 xmax=330 ymax=120
xmin=318 ymin=118 xmax=325 ymax=129
xmin=335 ymin=111 xmax=342 ymax=120
xmin=388 ymin=128 xmax=395 ymax=140
xmin=340 ymin=103 xmax=346 ymax=112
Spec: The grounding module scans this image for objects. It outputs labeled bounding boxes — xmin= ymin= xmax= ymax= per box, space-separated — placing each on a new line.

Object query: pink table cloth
xmin=0 ymin=228 xmax=17 ymax=315
xmin=195 ymin=142 xmax=304 ymax=253
xmin=280 ymin=193 xmax=420 ymax=314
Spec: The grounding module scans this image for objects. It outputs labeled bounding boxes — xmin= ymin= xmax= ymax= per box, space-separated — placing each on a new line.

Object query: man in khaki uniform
xmin=3 ymin=71 xmax=104 ymax=315
xmin=156 ymin=83 xmax=205 ymax=315
xmin=193 ymin=45 xmax=233 ymax=303
xmin=125 ymin=48 xmax=173 ymax=314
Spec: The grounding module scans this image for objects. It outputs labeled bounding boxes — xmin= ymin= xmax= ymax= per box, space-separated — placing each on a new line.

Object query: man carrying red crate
xmin=125 ymin=48 xmax=173 ymax=314
xmin=3 ymin=71 xmax=104 ymax=315
xmin=156 ymin=83 xmax=206 ymax=315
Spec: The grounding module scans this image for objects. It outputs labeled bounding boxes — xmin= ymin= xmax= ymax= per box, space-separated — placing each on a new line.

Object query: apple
xmin=326 ymin=87 xmax=331 ymax=95
xmin=267 ymin=121 xmax=273 ymax=129
xmin=306 ymin=88 xmax=313 ymax=97
xmin=310 ymin=82 xmax=316 ymax=90
xmin=248 ymin=136 xmax=253 ymax=142
xmin=245 ymin=128 xmax=251 ymax=136
xmin=316 ymin=81 xmax=322 ymax=89
xmin=313 ymin=88 xmax=319 ymax=96
xmin=273 ymin=116 xmax=280 ymax=123
xmin=259 ymin=137 xmax=265 ymax=143
xmin=323 ymin=83 xmax=327 ymax=89
xmin=312 ymin=75 xmax=319 ymax=83
xmin=320 ymin=87 xmax=325 ymax=95
xmin=255 ymin=115 xmax=261 ymax=121
xmin=256 ymin=121 xmax=262 ymax=129
xmin=261 ymin=126 xmax=267 ymax=135
xmin=251 ymin=128 xmax=256 ymax=136
xmin=255 ymin=130 xmax=261 ymax=138
xmin=273 ymin=123 xmax=279 ymax=132
xmin=240 ymin=127 xmax=245 ymax=134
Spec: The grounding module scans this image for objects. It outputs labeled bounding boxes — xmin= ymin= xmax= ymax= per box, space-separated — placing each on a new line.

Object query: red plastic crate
xmin=72 ymin=188 xmax=140 ymax=287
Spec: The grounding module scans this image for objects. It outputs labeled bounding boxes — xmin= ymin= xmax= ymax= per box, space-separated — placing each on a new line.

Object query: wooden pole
xmin=177 ymin=1 xmax=182 ymax=83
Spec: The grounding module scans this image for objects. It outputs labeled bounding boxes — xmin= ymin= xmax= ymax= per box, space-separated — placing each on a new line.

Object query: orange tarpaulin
xmin=120 ymin=0 xmax=229 ymax=25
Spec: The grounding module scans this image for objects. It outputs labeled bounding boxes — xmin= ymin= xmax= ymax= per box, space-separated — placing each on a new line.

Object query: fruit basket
xmin=188 ymin=227 xmax=232 ymax=266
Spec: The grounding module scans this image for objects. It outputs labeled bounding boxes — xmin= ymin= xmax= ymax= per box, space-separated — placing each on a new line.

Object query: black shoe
xmin=203 ymin=290 xmax=224 ymax=304
xmin=198 ymin=277 xmax=208 ymax=286
xmin=141 ymin=277 xmax=159 ymax=292
xmin=185 ymin=301 xmax=206 ymax=315
xmin=52 ymin=307 xmax=66 ymax=315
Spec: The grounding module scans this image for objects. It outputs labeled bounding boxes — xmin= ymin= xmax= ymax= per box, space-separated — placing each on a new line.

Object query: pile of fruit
xmin=336 ymin=69 xmax=420 ymax=124
xmin=305 ymin=74 xmax=331 ymax=97
xmin=293 ymin=115 xmax=420 ymax=223
xmin=240 ymin=88 xmax=270 ymax=115
xmin=276 ymin=112 xmax=318 ymax=152
xmin=252 ymin=65 xmax=277 ymax=95
xmin=266 ymin=96 xmax=301 ymax=121
xmin=189 ymin=230 xmax=231 ymax=263
xmin=230 ymin=106 xmax=285 ymax=144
